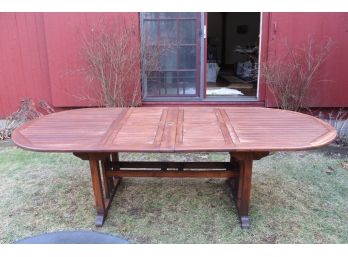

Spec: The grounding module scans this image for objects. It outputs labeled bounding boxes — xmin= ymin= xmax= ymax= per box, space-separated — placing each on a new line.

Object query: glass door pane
xmin=141 ymin=12 xmax=201 ymax=98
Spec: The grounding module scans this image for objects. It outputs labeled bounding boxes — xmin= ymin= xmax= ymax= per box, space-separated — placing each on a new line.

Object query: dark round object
xmin=15 ymin=231 xmax=129 ymax=244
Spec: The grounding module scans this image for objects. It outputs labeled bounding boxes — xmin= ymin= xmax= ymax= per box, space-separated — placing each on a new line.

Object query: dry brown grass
xmin=0 ymin=143 xmax=347 ymax=243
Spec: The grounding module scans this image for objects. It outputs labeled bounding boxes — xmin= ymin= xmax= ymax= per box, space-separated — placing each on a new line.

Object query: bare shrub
xmin=80 ymin=18 xmax=175 ymax=107
xmin=0 ymin=99 xmax=54 ymax=140
xmin=81 ymin=19 xmax=140 ymax=107
xmin=262 ymin=37 xmax=333 ymax=112
xmin=319 ymin=109 xmax=348 ymax=146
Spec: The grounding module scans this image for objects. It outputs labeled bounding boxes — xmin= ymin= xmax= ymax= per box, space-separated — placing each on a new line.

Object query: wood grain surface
xmin=12 ymin=107 xmax=337 ymax=152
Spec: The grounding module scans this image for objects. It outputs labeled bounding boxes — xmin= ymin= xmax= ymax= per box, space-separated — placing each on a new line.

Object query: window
xmin=141 ymin=13 xmax=202 ymax=98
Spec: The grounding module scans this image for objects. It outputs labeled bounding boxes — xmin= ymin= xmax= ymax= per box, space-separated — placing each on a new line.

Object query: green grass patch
xmin=0 ymin=144 xmax=347 ymax=243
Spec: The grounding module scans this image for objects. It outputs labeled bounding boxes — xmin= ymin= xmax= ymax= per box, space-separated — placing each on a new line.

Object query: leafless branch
xmin=261 ymin=36 xmax=333 ymax=112
xmin=79 ymin=18 xmax=176 ymax=107
xmin=319 ymin=109 xmax=348 ymax=146
xmin=0 ymin=99 xmax=54 ymax=140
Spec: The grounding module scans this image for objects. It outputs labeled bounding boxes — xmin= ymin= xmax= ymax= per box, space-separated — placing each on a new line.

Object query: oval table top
xmin=12 ymin=107 xmax=337 ymax=153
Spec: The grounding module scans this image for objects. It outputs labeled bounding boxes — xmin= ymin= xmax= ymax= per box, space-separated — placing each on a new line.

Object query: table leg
xmin=111 ymin=153 xmax=121 ymax=186
xmin=88 ymin=153 xmax=106 ymax=226
xmin=228 ymin=153 xmax=239 ymax=198
xmin=230 ymin=152 xmax=253 ymax=229
xmin=88 ymin=153 xmax=121 ymax=227
xmin=102 ymin=155 xmax=118 ymax=200
xmin=105 ymin=153 xmax=121 ymax=207
xmin=111 ymin=153 xmax=119 ymax=162
xmin=84 ymin=151 xmax=266 ymax=228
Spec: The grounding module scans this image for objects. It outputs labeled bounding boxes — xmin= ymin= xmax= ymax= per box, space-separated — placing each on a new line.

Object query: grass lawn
xmin=0 ymin=141 xmax=347 ymax=243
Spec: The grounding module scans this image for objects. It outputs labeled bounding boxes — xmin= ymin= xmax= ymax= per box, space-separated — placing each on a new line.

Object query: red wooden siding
xmin=0 ymin=13 xmax=52 ymax=116
xmin=43 ymin=13 xmax=94 ymax=107
xmin=0 ymin=13 xmax=348 ymax=117
xmin=43 ymin=13 xmax=140 ymax=107
xmin=265 ymin=13 xmax=348 ymax=107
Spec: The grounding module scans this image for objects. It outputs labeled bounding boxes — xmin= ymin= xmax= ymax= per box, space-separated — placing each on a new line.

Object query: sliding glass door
xmin=141 ymin=13 xmax=202 ymax=99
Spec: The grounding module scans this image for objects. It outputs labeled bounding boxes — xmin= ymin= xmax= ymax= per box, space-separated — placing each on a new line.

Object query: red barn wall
xmin=43 ymin=13 xmax=140 ymax=107
xmin=0 ymin=13 xmax=52 ymax=116
xmin=0 ymin=12 xmax=140 ymax=117
xmin=265 ymin=13 xmax=348 ymax=107
xmin=0 ymin=12 xmax=348 ymax=117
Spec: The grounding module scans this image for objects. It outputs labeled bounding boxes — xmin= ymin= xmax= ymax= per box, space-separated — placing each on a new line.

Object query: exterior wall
xmin=0 ymin=13 xmax=52 ymax=117
xmin=0 ymin=12 xmax=348 ymax=117
xmin=0 ymin=12 xmax=140 ymax=117
xmin=43 ymin=13 xmax=140 ymax=107
xmin=265 ymin=13 xmax=348 ymax=107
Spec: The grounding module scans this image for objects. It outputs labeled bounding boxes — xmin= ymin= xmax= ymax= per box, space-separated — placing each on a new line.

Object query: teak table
xmin=12 ymin=107 xmax=336 ymax=228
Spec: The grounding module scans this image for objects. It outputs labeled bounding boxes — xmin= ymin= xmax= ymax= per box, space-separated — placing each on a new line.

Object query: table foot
xmin=240 ymin=216 xmax=250 ymax=229
xmin=96 ymin=213 xmax=106 ymax=227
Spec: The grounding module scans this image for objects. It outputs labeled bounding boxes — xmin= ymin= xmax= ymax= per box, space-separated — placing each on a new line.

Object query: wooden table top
xmin=12 ymin=107 xmax=337 ymax=153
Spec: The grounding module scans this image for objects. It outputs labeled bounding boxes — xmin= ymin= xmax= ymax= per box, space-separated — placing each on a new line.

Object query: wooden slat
xmin=106 ymin=107 xmax=165 ymax=149
xmin=177 ymin=107 xmax=228 ymax=149
xmin=106 ymin=170 xmax=239 ymax=178
xmin=215 ymin=108 xmax=234 ymax=145
xmin=12 ymin=107 xmax=337 ymax=152
xmin=153 ymin=108 xmax=168 ymax=145
xmin=176 ymin=108 xmax=184 ymax=144
xmin=108 ymin=161 xmax=238 ymax=170
xmin=220 ymin=108 xmax=240 ymax=144
xmin=98 ymin=108 xmax=129 ymax=146
xmin=159 ymin=108 xmax=178 ymax=150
